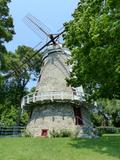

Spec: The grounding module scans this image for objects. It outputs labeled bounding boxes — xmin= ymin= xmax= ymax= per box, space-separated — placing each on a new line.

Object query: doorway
xmin=73 ymin=107 xmax=83 ymax=125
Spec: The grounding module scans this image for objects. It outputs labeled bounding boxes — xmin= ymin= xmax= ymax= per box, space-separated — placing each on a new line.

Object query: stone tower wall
xmin=35 ymin=47 xmax=72 ymax=93
xmin=26 ymin=103 xmax=92 ymax=137
xmin=27 ymin=103 xmax=75 ymax=137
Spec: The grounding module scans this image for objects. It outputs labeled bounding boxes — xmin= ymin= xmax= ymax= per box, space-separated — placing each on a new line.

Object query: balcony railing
xmin=21 ymin=91 xmax=85 ymax=108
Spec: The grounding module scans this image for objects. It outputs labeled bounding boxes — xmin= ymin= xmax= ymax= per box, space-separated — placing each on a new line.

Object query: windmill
xmin=21 ymin=14 xmax=93 ymax=137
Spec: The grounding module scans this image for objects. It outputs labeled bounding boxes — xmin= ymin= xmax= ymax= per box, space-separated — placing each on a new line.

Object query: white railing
xmin=21 ymin=91 xmax=85 ymax=108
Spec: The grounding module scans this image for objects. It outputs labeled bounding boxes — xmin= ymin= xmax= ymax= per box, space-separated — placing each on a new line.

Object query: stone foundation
xmin=26 ymin=103 xmax=92 ymax=137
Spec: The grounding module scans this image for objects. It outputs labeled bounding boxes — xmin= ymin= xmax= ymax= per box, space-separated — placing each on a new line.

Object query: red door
xmin=73 ymin=107 xmax=83 ymax=125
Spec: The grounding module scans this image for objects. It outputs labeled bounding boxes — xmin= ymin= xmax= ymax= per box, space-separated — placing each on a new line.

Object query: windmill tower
xmin=21 ymin=15 xmax=92 ymax=137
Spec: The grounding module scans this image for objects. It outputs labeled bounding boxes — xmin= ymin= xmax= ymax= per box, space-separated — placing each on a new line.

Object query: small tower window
xmin=41 ymin=129 xmax=48 ymax=137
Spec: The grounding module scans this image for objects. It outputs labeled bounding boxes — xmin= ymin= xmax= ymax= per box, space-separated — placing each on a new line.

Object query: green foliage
xmin=3 ymin=45 xmax=42 ymax=106
xmin=22 ymin=130 xmax=32 ymax=137
xmin=91 ymin=99 xmax=120 ymax=127
xmin=0 ymin=45 xmax=42 ymax=125
xmin=20 ymin=111 xmax=29 ymax=126
xmin=0 ymin=0 xmax=15 ymax=43
xmin=5 ymin=45 xmax=42 ymax=77
xmin=96 ymin=127 xmax=120 ymax=136
xmin=91 ymin=112 xmax=104 ymax=127
xmin=50 ymin=129 xmax=72 ymax=137
xmin=0 ymin=0 xmax=15 ymax=69
xmin=30 ymin=87 xmax=36 ymax=92
xmin=0 ymin=104 xmax=29 ymax=126
xmin=64 ymin=0 xmax=120 ymax=100
xmin=0 ymin=104 xmax=18 ymax=126
xmin=0 ymin=1 xmax=41 ymax=127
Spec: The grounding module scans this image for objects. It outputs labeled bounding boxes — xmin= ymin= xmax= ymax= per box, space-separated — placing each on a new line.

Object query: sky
xmin=5 ymin=0 xmax=79 ymax=89
xmin=6 ymin=0 xmax=79 ymax=52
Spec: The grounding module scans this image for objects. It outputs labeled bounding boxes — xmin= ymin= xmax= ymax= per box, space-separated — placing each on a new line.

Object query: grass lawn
xmin=0 ymin=134 xmax=120 ymax=160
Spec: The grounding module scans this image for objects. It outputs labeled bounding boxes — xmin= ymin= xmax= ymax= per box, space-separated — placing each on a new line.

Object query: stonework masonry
xmin=22 ymin=45 xmax=93 ymax=137
xmin=26 ymin=103 xmax=91 ymax=137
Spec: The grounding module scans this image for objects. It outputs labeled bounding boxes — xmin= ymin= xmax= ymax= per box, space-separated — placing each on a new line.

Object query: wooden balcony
xmin=21 ymin=91 xmax=85 ymax=109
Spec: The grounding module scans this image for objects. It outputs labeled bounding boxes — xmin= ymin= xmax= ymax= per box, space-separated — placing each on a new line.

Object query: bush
xmin=20 ymin=111 xmax=29 ymax=126
xmin=60 ymin=130 xmax=71 ymax=137
xmin=50 ymin=129 xmax=72 ymax=138
xmin=22 ymin=130 xmax=32 ymax=137
xmin=96 ymin=127 xmax=120 ymax=136
xmin=0 ymin=105 xmax=18 ymax=126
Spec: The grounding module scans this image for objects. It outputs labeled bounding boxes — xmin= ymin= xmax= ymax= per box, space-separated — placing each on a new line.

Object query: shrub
xmin=60 ymin=130 xmax=71 ymax=137
xmin=50 ymin=129 xmax=71 ymax=138
xmin=96 ymin=127 xmax=120 ymax=136
xmin=22 ymin=130 xmax=32 ymax=137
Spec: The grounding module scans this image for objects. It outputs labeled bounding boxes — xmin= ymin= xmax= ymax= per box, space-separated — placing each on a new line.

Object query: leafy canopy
xmin=0 ymin=0 xmax=15 ymax=69
xmin=3 ymin=45 xmax=42 ymax=106
xmin=64 ymin=0 xmax=120 ymax=100
xmin=0 ymin=45 xmax=42 ymax=125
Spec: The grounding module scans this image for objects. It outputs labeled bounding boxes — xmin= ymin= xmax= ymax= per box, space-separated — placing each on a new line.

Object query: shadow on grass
xmin=70 ymin=135 xmax=120 ymax=159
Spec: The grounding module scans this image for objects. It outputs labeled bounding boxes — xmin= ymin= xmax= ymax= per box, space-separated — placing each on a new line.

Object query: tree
xmin=5 ymin=45 xmax=42 ymax=106
xmin=91 ymin=99 xmax=120 ymax=127
xmin=0 ymin=0 xmax=15 ymax=69
xmin=0 ymin=45 xmax=42 ymax=125
xmin=64 ymin=0 xmax=120 ymax=100
xmin=0 ymin=0 xmax=15 ymax=112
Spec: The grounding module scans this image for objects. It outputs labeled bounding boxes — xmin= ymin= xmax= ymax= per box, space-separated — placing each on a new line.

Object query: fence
xmin=0 ymin=126 xmax=26 ymax=136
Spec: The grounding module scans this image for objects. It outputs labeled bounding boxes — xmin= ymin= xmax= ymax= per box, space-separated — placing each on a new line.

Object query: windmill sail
xmin=24 ymin=13 xmax=51 ymax=41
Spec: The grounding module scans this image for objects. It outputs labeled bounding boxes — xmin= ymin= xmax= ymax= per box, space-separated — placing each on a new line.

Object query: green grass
xmin=0 ymin=135 xmax=120 ymax=160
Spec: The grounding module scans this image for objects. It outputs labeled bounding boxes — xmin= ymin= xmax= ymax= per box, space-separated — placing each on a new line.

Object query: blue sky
xmin=6 ymin=0 xmax=79 ymax=52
